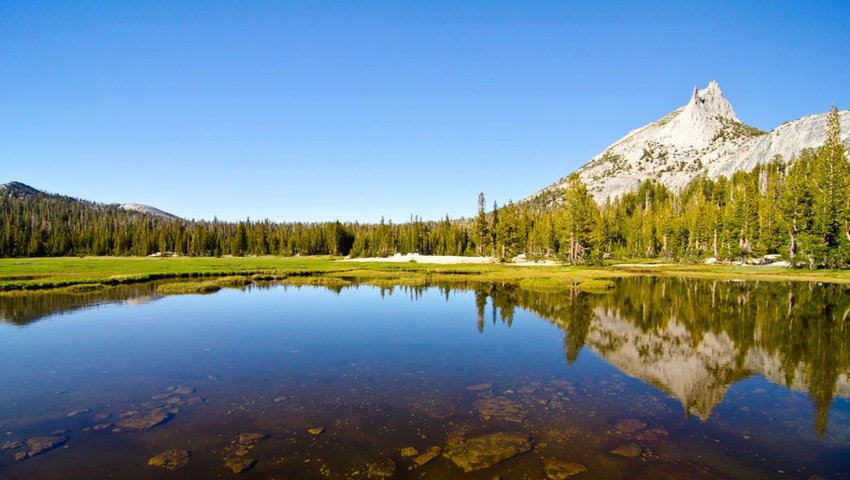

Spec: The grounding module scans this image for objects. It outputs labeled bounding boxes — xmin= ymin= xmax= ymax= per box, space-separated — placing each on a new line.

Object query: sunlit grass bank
xmin=2 ymin=256 xmax=850 ymax=294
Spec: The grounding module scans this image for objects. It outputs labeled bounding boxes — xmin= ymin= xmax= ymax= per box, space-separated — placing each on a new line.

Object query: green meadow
xmin=3 ymin=256 xmax=850 ymax=295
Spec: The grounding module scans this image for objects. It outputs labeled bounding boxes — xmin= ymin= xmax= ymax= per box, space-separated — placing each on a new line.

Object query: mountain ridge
xmin=0 ymin=181 xmax=179 ymax=220
xmin=531 ymin=82 xmax=850 ymax=204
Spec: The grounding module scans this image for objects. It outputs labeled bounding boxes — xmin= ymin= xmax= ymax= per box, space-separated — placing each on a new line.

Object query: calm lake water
xmin=0 ymin=277 xmax=848 ymax=479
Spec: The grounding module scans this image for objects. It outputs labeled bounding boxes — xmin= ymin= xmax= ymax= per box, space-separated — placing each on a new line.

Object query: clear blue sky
xmin=2 ymin=1 xmax=849 ymax=222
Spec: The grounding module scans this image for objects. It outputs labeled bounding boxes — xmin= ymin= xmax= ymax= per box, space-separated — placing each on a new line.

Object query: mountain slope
xmin=0 ymin=181 xmax=179 ymax=219
xmin=118 ymin=203 xmax=179 ymax=219
xmin=532 ymin=82 xmax=850 ymax=203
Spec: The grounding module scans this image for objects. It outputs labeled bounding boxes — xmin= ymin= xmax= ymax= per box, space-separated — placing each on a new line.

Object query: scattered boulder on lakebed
xmin=543 ymin=457 xmax=589 ymax=479
xmin=148 ymin=449 xmax=190 ymax=470
xmin=442 ymin=431 xmax=532 ymax=472
xmin=614 ymin=418 xmax=647 ymax=435
xmin=411 ymin=446 xmax=441 ymax=468
xmin=13 ymin=435 xmax=67 ymax=460
xmin=2 ymin=440 xmax=23 ymax=451
xmin=366 ymin=457 xmax=397 ymax=478
xmin=116 ymin=408 xmax=170 ymax=432
xmin=611 ymin=442 xmax=643 ymax=458
xmin=224 ymin=457 xmax=256 ymax=474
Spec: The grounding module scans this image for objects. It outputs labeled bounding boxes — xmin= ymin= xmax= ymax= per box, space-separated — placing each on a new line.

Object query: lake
xmin=0 ymin=277 xmax=848 ymax=479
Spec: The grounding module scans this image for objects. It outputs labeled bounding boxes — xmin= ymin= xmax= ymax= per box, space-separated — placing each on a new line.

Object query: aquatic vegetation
xmin=577 ymin=279 xmax=615 ymax=292
xmin=518 ymin=278 xmax=570 ymax=292
xmin=157 ymin=281 xmax=222 ymax=295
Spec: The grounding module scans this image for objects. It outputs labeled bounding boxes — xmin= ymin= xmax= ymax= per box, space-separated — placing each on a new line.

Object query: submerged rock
xmin=411 ymin=446 xmax=441 ymax=467
xmin=116 ymin=409 xmax=170 ymax=431
xmin=399 ymin=446 xmax=418 ymax=457
xmin=224 ymin=457 xmax=256 ymax=474
xmin=442 ymin=432 xmax=532 ymax=472
xmin=611 ymin=443 xmax=642 ymax=458
xmin=67 ymin=408 xmax=91 ymax=417
xmin=23 ymin=435 xmax=67 ymax=458
xmin=614 ymin=419 xmax=647 ymax=434
xmin=237 ymin=432 xmax=268 ymax=445
xmin=172 ymin=386 xmax=195 ymax=396
xmin=2 ymin=440 xmax=23 ymax=450
xmin=517 ymin=384 xmax=539 ymax=395
xmin=543 ymin=457 xmax=588 ymax=479
xmin=367 ymin=457 xmax=397 ymax=478
xmin=148 ymin=449 xmax=190 ymax=470
xmin=473 ymin=396 xmax=525 ymax=422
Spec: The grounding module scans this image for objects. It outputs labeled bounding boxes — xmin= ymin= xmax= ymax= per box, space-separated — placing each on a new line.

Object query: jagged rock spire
xmin=531 ymin=80 xmax=850 ymax=205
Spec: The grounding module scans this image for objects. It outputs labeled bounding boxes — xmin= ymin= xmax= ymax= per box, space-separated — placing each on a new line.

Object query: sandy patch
xmin=342 ymin=253 xmax=563 ymax=266
xmin=343 ymin=253 xmax=495 ymax=264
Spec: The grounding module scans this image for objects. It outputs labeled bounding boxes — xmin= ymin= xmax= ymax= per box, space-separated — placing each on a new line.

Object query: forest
xmin=1 ymin=108 xmax=848 ymax=268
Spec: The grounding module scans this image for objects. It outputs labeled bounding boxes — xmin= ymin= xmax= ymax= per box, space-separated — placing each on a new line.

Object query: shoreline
xmin=2 ymin=256 xmax=850 ymax=294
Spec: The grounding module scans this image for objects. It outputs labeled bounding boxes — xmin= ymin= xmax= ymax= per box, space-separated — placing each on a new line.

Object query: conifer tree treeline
xmin=2 ymin=108 xmax=847 ymax=267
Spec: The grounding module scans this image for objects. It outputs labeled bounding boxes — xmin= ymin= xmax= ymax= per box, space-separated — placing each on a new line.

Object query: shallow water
xmin=0 ymin=278 xmax=848 ymax=479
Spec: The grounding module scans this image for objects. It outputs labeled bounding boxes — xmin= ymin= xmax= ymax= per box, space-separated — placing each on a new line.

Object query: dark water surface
xmin=0 ymin=278 xmax=848 ymax=479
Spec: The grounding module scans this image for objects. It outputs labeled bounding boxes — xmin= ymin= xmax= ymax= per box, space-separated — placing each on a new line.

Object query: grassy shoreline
xmin=2 ymin=256 xmax=850 ymax=294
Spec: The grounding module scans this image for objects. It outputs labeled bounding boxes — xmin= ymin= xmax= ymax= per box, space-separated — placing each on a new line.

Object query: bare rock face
xmin=442 ymin=431 xmax=532 ymax=472
xmin=531 ymin=82 xmax=850 ymax=204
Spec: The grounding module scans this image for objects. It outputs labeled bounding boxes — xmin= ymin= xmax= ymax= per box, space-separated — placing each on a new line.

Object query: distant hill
xmin=0 ymin=181 xmax=179 ymax=220
xmin=0 ymin=181 xmax=42 ymax=198
xmin=117 ymin=203 xmax=179 ymax=220
xmin=530 ymin=81 xmax=850 ymax=204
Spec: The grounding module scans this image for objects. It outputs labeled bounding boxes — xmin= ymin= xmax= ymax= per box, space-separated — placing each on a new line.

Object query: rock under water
xmin=442 ymin=431 xmax=532 ymax=472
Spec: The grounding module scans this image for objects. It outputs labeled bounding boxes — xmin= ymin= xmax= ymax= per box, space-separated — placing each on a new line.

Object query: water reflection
xmin=2 ymin=276 xmax=849 ymax=439
xmin=0 ymin=283 xmax=161 ymax=325
xmin=457 ymin=278 xmax=850 ymax=438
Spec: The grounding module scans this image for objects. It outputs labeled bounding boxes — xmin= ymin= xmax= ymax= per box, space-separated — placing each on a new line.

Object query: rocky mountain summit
xmin=533 ymin=81 xmax=850 ymax=203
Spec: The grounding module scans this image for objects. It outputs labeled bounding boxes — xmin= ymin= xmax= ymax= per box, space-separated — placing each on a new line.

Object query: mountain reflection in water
xmin=466 ymin=278 xmax=850 ymax=438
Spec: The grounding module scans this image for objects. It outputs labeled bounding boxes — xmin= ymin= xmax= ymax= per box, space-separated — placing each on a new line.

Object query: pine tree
xmin=811 ymin=107 xmax=849 ymax=266
xmin=782 ymin=151 xmax=815 ymax=266
xmin=557 ymin=174 xmax=599 ymax=264
xmin=475 ymin=193 xmax=489 ymax=256
xmin=233 ymin=222 xmax=248 ymax=256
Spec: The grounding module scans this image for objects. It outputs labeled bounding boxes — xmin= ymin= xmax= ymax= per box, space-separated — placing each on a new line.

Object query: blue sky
xmin=2 ymin=1 xmax=849 ymax=222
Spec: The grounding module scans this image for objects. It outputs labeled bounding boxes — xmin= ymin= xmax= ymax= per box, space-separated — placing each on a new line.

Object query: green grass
xmin=157 ymin=281 xmax=223 ymax=295
xmin=2 ymin=256 xmax=850 ymax=295
xmin=577 ymin=279 xmax=615 ymax=293
xmin=519 ymin=278 xmax=570 ymax=292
